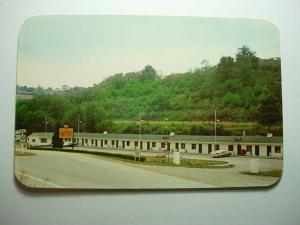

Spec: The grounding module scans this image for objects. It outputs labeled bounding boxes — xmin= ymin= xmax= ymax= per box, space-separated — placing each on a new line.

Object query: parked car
xmin=63 ymin=141 xmax=74 ymax=147
xmin=210 ymin=150 xmax=232 ymax=158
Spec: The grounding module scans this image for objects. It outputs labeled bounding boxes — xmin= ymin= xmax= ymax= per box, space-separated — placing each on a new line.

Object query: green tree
xmin=217 ymin=56 xmax=235 ymax=81
xmin=235 ymin=45 xmax=259 ymax=69
xmin=52 ymin=122 xmax=63 ymax=148
xmin=257 ymin=83 xmax=282 ymax=130
xmin=141 ymin=65 xmax=159 ymax=80
xmin=81 ymin=102 xmax=113 ymax=132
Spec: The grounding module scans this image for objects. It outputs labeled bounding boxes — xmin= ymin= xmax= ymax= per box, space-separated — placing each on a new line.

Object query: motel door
xmin=101 ymin=139 xmax=103 ymax=147
xmin=140 ymin=141 xmax=143 ymax=150
xmin=255 ymin=145 xmax=259 ymax=156
xmin=267 ymin=146 xmax=271 ymax=157
xmin=167 ymin=143 xmax=170 ymax=151
xmin=246 ymin=145 xmax=252 ymax=156
xmin=198 ymin=144 xmax=202 ymax=153
xmin=122 ymin=141 xmax=125 ymax=148
xmin=82 ymin=138 xmax=84 ymax=146
xmin=116 ymin=140 xmax=119 ymax=148
xmin=147 ymin=142 xmax=150 ymax=150
xmin=237 ymin=145 xmax=241 ymax=155
xmin=95 ymin=140 xmax=98 ymax=147
xmin=208 ymin=144 xmax=212 ymax=153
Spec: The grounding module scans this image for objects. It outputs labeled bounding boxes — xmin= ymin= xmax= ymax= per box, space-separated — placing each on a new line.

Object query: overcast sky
xmin=17 ymin=15 xmax=280 ymax=88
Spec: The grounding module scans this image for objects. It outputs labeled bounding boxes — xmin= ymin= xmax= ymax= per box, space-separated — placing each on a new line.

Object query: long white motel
xmin=26 ymin=132 xmax=283 ymax=158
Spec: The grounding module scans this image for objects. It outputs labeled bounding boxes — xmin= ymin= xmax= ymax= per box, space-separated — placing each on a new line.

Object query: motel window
xmin=192 ymin=144 xmax=196 ymax=150
xmin=127 ymin=141 xmax=130 ymax=146
xmin=40 ymin=138 xmax=47 ymax=143
xmin=85 ymin=139 xmax=88 ymax=144
xmin=32 ymin=139 xmax=36 ymax=143
xmin=161 ymin=142 xmax=165 ymax=148
xmin=228 ymin=145 xmax=234 ymax=151
xmin=275 ymin=146 xmax=281 ymax=153
xmin=215 ymin=144 xmax=219 ymax=150
xmin=181 ymin=143 xmax=185 ymax=149
xmin=175 ymin=143 xmax=179 ymax=149
xmin=152 ymin=142 xmax=156 ymax=147
xmin=135 ymin=141 xmax=138 ymax=147
xmin=104 ymin=140 xmax=107 ymax=145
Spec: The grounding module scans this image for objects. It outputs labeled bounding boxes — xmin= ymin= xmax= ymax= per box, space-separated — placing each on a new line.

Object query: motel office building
xmin=26 ymin=132 xmax=283 ymax=158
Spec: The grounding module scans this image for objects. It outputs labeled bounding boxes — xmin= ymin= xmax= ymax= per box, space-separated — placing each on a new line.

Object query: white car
xmin=63 ymin=141 xmax=73 ymax=147
xmin=210 ymin=150 xmax=232 ymax=158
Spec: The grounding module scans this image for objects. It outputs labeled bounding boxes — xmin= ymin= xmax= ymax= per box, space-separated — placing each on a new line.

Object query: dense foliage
xmin=16 ymin=46 xmax=282 ymax=135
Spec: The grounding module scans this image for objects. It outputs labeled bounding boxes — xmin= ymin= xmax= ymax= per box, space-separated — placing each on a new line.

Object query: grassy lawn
xmin=142 ymin=156 xmax=234 ymax=168
xmin=90 ymin=153 xmax=234 ymax=168
xmin=15 ymin=151 xmax=37 ymax=157
xmin=112 ymin=120 xmax=282 ymax=135
xmin=114 ymin=119 xmax=257 ymax=128
xmin=240 ymin=170 xmax=282 ymax=177
xmin=29 ymin=147 xmax=233 ymax=168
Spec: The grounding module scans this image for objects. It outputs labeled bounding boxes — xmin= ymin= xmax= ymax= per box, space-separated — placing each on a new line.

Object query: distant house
xmin=16 ymin=93 xmax=33 ymax=100
xmin=27 ymin=132 xmax=52 ymax=147
xmin=26 ymin=132 xmax=283 ymax=158
xmin=61 ymin=85 xmax=71 ymax=91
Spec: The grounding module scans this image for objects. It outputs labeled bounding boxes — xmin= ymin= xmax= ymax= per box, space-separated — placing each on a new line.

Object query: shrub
xmin=30 ymin=147 xmax=146 ymax=162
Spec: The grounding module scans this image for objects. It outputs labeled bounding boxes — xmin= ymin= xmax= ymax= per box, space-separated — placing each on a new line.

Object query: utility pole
xmin=139 ymin=110 xmax=141 ymax=163
xmin=77 ymin=114 xmax=81 ymax=145
xmin=45 ymin=116 xmax=48 ymax=133
xmin=214 ymin=108 xmax=217 ymax=150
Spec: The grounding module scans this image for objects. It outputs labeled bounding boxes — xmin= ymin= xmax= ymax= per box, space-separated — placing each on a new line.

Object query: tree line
xmin=16 ymin=46 xmax=282 ymax=136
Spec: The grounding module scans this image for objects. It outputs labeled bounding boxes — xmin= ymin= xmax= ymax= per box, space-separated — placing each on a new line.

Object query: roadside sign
xmin=20 ymin=135 xmax=26 ymax=143
xmin=59 ymin=127 xmax=73 ymax=139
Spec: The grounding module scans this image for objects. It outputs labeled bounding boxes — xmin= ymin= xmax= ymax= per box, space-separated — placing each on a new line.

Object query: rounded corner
xmin=18 ymin=15 xmax=45 ymax=39
xmin=265 ymin=173 xmax=283 ymax=188
xmin=257 ymin=18 xmax=280 ymax=37
xmin=14 ymin=170 xmax=35 ymax=189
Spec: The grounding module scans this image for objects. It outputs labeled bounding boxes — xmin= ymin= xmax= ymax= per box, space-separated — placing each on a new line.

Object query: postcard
xmin=15 ymin=15 xmax=283 ymax=189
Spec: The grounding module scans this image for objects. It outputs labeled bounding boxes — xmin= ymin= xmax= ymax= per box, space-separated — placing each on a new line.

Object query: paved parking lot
xmin=14 ymin=146 xmax=283 ymax=189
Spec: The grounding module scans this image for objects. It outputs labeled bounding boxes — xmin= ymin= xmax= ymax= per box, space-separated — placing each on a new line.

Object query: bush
xmin=30 ymin=147 xmax=146 ymax=162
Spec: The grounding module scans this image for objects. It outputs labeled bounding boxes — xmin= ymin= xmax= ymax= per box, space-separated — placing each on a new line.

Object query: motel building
xmin=25 ymin=132 xmax=283 ymax=158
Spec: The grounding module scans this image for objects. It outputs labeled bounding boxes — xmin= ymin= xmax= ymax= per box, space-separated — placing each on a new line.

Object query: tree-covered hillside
xmin=16 ymin=46 xmax=282 ymax=135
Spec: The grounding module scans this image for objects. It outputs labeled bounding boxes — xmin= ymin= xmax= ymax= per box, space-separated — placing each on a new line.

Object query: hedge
xmin=29 ymin=147 xmax=146 ymax=162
